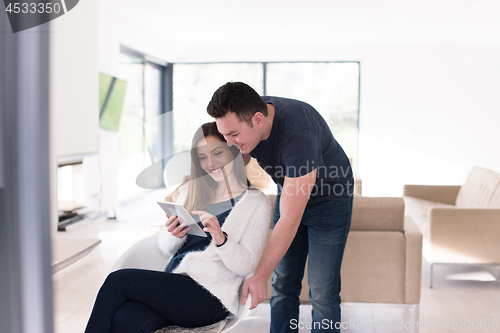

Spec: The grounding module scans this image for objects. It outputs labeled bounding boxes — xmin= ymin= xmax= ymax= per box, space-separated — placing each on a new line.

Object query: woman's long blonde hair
xmin=181 ymin=122 xmax=249 ymax=213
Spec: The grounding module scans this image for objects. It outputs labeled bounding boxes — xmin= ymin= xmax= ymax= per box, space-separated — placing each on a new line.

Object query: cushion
xmin=455 ymin=167 xmax=500 ymax=208
xmin=403 ymin=196 xmax=454 ymax=238
xmin=246 ymin=158 xmax=273 ymax=190
xmin=488 ymin=184 xmax=500 ymax=208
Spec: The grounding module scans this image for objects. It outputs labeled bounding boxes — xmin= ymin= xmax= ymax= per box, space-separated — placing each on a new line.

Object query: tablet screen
xmin=157 ymin=202 xmax=207 ymax=237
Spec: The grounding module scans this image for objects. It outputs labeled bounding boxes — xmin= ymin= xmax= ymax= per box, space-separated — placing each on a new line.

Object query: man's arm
xmin=241 ymin=169 xmax=317 ymax=309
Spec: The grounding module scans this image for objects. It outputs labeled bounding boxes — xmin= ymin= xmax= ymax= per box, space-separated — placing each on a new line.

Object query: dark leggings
xmin=84 ymin=269 xmax=230 ymax=333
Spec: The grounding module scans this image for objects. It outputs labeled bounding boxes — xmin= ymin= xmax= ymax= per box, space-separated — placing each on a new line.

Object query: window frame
xmin=170 ymin=60 xmax=361 ymax=169
xmin=116 ymin=51 xmax=361 ymax=191
xmin=120 ymin=45 xmax=174 ymax=162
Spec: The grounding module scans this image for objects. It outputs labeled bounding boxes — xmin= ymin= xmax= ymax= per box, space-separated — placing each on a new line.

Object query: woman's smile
xmin=210 ymin=166 xmax=223 ymax=174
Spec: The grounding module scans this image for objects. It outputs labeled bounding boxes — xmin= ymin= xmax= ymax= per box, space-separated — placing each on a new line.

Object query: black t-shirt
xmin=250 ymin=96 xmax=353 ymax=204
xmin=164 ymin=191 xmax=245 ymax=273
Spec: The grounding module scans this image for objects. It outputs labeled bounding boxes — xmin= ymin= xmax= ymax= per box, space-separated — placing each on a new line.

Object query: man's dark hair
xmin=207 ymin=82 xmax=268 ymax=126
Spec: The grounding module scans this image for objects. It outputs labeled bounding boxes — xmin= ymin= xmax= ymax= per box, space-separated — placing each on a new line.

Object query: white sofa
xmin=403 ymin=167 xmax=500 ymax=287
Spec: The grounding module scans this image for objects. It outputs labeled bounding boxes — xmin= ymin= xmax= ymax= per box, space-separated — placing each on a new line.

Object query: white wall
xmin=98 ymin=5 xmax=500 ymax=198
xmin=51 ymin=1 xmax=99 ymax=158
xmin=357 ymin=43 xmax=500 ymax=196
xmin=50 ymin=0 xmax=98 ymax=233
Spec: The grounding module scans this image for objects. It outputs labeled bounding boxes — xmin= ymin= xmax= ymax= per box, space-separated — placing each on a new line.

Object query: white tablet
xmin=157 ymin=201 xmax=208 ymax=237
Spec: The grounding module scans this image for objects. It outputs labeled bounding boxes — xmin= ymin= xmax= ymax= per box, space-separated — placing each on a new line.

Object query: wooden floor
xmin=53 ymin=190 xmax=500 ymax=333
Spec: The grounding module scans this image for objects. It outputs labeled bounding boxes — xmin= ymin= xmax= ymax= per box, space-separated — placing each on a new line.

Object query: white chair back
xmin=112 ymin=234 xmax=168 ymax=272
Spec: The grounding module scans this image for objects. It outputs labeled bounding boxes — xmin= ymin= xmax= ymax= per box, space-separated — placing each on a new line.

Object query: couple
xmin=86 ymin=82 xmax=354 ymax=333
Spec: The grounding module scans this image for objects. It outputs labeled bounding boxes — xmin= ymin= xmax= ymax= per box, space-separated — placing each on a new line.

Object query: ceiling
xmin=100 ymin=0 xmax=500 ymax=45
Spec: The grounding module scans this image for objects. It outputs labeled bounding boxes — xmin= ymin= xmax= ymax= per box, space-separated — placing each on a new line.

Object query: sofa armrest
xmin=428 ymin=207 xmax=500 ymax=263
xmin=351 ymin=197 xmax=404 ymax=232
xmin=403 ymin=185 xmax=461 ymax=205
xmin=404 ymin=216 xmax=422 ymax=304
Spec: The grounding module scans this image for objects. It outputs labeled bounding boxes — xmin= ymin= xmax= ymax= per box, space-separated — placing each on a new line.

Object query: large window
xmin=266 ymin=62 xmax=360 ymax=171
xmin=117 ymin=57 xmax=360 ymax=198
xmin=172 ymin=62 xmax=360 ymax=171
xmin=172 ymin=63 xmax=263 ymax=152
xmin=118 ymin=51 xmax=165 ymax=201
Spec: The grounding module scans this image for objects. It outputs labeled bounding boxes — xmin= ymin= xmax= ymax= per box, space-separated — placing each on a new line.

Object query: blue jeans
xmin=270 ymin=195 xmax=353 ymax=333
xmin=84 ymin=269 xmax=229 ymax=333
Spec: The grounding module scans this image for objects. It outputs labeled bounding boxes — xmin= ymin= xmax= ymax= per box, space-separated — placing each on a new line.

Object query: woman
xmin=84 ymin=122 xmax=271 ymax=333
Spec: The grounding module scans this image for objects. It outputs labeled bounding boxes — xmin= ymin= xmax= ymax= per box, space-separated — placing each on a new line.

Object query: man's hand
xmin=241 ymin=273 xmax=268 ymax=309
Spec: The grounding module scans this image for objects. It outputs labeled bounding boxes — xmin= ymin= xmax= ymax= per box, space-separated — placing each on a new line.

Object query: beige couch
xmin=403 ymin=167 xmax=500 ymax=287
xmin=265 ymin=196 xmax=422 ymax=310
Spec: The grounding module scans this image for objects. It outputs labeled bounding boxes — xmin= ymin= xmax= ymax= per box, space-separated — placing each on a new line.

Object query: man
xmin=207 ymin=82 xmax=353 ymax=333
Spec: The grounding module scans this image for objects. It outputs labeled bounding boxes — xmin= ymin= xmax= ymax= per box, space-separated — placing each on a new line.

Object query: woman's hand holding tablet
xmin=157 ymin=202 xmax=208 ymax=237
xmin=165 ymin=214 xmax=190 ymax=238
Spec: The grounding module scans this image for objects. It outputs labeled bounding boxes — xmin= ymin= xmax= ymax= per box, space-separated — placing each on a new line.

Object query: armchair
xmin=404 ymin=167 xmax=500 ymax=287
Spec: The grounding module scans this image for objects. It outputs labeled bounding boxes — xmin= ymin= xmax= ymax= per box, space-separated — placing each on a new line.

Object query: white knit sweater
xmin=157 ymin=187 xmax=271 ymax=315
